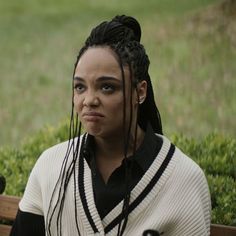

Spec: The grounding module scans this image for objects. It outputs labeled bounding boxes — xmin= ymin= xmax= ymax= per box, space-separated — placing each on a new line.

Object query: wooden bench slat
xmin=210 ymin=224 xmax=236 ymax=236
xmin=0 ymin=195 xmax=20 ymax=221
xmin=1 ymin=194 xmax=236 ymax=236
xmin=0 ymin=224 xmax=12 ymax=236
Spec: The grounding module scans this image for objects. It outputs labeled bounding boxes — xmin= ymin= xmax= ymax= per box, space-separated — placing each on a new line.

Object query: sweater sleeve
xmin=19 ymin=153 xmax=44 ymax=215
xmin=168 ymin=150 xmax=212 ymax=236
xmin=11 ymin=151 xmax=46 ymax=235
xmin=10 ymin=210 xmax=45 ymax=236
xmin=11 ymin=140 xmax=71 ymax=235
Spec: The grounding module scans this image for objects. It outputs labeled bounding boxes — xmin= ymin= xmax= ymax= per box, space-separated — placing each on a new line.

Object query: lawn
xmin=0 ymin=0 xmax=235 ymax=147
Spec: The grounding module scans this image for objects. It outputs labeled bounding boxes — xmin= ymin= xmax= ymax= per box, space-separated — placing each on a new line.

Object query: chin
xmin=84 ymin=122 xmax=122 ymax=138
xmin=84 ymin=125 xmax=103 ymax=137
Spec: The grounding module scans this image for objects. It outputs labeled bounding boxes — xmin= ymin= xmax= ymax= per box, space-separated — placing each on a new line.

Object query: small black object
xmin=0 ymin=175 xmax=6 ymax=194
xmin=143 ymin=229 xmax=160 ymax=236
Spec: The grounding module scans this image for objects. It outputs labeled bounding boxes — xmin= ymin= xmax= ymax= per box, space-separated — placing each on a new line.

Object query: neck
xmin=94 ymin=125 xmax=145 ymax=161
xmin=93 ymin=125 xmax=145 ymax=183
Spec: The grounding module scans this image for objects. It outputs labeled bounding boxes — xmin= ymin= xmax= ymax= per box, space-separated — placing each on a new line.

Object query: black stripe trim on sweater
xmin=78 ymin=135 xmax=99 ymax=233
xmin=104 ymin=143 xmax=175 ymax=234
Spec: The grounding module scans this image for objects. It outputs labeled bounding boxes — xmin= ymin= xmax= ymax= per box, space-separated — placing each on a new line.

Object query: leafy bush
xmin=207 ymin=175 xmax=236 ymax=225
xmin=0 ymin=120 xmax=69 ymax=196
xmin=0 ymin=122 xmax=235 ymax=226
xmin=171 ymin=133 xmax=236 ymax=179
xmin=172 ymin=133 xmax=236 ymax=226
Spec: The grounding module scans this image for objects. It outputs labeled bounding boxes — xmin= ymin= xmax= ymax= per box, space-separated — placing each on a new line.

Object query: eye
xmin=101 ymin=83 xmax=115 ymax=93
xmin=74 ymin=83 xmax=86 ymax=94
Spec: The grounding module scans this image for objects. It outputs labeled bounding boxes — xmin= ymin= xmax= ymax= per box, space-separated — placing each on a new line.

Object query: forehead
xmin=75 ymin=47 xmax=129 ymax=78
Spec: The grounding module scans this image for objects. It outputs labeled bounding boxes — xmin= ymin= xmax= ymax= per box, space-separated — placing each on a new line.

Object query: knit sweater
xmin=19 ymin=134 xmax=211 ymax=236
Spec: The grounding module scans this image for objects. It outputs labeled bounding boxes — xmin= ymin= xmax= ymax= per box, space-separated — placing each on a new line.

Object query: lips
xmin=82 ymin=111 xmax=104 ymax=121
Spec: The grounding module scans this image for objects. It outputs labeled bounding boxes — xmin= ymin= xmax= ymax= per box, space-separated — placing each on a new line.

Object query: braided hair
xmin=80 ymin=15 xmax=162 ymax=134
xmin=46 ymin=15 xmax=163 ymax=236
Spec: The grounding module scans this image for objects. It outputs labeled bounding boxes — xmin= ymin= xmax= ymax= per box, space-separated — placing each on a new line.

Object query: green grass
xmin=0 ymin=0 xmax=235 ymax=147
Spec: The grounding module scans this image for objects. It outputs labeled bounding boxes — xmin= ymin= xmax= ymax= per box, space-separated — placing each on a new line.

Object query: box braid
xmin=46 ymin=64 xmax=83 ymax=236
xmin=46 ymin=15 xmax=163 ymax=236
xmin=112 ymin=40 xmax=163 ymax=134
xmin=79 ymin=15 xmax=163 ymax=134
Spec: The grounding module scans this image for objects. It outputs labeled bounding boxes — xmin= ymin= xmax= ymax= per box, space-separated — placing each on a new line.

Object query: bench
xmin=0 ymin=195 xmax=20 ymax=236
xmin=1 ymin=195 xmax=236 ymax=236
xmin=210 ymin=224 xmax=236 ymax=236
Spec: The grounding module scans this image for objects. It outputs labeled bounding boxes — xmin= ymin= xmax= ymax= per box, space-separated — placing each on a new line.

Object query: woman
xmin=11 ymin=15 xmax=211 ymax=236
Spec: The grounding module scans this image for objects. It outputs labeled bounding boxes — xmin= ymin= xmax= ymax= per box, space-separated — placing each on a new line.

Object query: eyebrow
xmin=73 ymin=76 xmax=121 ymax=83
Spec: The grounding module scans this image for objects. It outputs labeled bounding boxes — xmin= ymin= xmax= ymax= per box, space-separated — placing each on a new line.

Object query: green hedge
xmin=171 ymin=134 xmax=236 ymax=226
xmin=0 ymin=121 xmax=235 ymax=226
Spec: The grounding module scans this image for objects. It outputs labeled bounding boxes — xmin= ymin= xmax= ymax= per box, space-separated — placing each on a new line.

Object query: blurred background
xmin=0 ymin=0 xmax=235 ymax=148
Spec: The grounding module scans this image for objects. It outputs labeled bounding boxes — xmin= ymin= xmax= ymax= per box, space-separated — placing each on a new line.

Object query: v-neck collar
xmin=76 ymin=134 xmax=177 ymax=235
xmin=83 ymin=124 xmax=163 ymax=174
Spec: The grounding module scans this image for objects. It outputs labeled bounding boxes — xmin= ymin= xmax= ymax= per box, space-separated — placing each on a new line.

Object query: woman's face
xmin=73 ymin=46 xmax=146 ymax=139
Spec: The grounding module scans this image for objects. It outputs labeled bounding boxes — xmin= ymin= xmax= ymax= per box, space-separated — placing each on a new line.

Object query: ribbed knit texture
xmin=20 ymin=135 xmax=211 ymax=236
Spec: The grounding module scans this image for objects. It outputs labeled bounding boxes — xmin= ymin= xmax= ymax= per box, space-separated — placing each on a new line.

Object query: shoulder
xmin=40 ymin=139 xmax=73 ymax=160
xmin=28 ymin=135 xmax=85 ymax=184
xmin=35 ymin=136 xmax=84 ymax=167
xmin=159 ymin=134 xmax=205 ymax=177
xmin=174 ymin=145 xmax=207 ymax=184
xmin=160 ymin=134 xmax=210 ymax=202
xmin=156 ymin=134 xmax=209 ymax=191
xmin=156 ymin=135 xmax=211 ymax=234
xmin=19 ymin=136 xmax=84 ymax=214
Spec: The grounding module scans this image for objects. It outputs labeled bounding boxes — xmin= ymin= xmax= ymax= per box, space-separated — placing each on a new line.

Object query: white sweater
xmin=20 ymin=135 xmax=211 ymax=236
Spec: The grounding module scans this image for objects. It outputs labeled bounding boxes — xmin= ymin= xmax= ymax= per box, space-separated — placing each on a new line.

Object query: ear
xmin=137 ymin=80 xmax=147 ymax=104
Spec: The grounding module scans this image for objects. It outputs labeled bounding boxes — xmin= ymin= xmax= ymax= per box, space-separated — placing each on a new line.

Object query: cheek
xmin=104 ymin=92 xmax=136 ymax=117
xmin=73 ymin=95 xmax=82 ymax=113
xmin=105 ymin=96 xmax=123 ymax=112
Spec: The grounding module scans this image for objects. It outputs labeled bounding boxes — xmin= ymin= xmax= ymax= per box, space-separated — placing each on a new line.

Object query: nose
xmin=82 ymin=91 xmax=100 ymax=107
